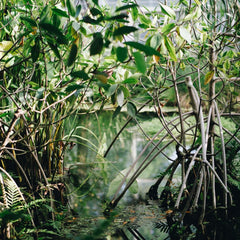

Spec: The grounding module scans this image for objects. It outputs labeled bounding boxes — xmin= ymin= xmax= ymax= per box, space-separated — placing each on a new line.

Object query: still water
xmin=63 ymin=110 xmax=178 ymax=239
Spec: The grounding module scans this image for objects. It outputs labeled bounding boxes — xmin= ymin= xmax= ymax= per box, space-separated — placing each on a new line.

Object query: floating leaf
xmin=159 ymin=3 xmax=176 ymax=19
xmin=113 ymin=26 xmax=138 ymax=36
xmin=52 ymin=7 xmax=69 ymax=18
xmin=204 ymin=71 xmax=214 ymax=85
xmin=164 ymin=36 xmax=177 ymax=62
xmin=90 ymin=32 xmax=103 ymax=55
xmin=116 ymin=46 xmax=128 ymax=62
xmin=71 ymin=70 xmax=89 ymax=80
xmin=125 ymin=41 xmax=161 ymax=56
xmin=115 ymin=4 xmax=138 ymax=12
xmin=179 ymin=26 xmax=191 ymax=44
xmin=133 ymin=51 xmax=146 ymax=74
xmin=66 ymin=43 xmax=78 ymax=67
xmin=127 ymin=102 xmax=137 ymax=118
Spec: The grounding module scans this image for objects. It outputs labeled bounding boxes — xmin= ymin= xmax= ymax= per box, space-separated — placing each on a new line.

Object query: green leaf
xmin=150 ymin=34 xmax=161 ymax=49
xmin=47 ymin=41 xmax=61 ymax=59
xmin=66 ymin=0 xmax=75 ymax=17
xmin=133 ymin=51 xmax=146 ymax=74
xmin=90 ymin=33 xmax=103 ymax=55
xmin=164 ymin=36 xmax=177 ymax=62
xmin=31 ymin=38 xmax=40 ymax=62
xmin=131 ymin=7 xmax=138 ymax=21
xmin=66 ymin=43 xmax=78 ymax=67
xmin=139 ymin=14 xmax=152 ymax=25
xmin=36 ymin=87 xmax=45 ymax=99
xmin=113 ymin=26 xmax=138 ymax=36
xmin=127 ymin=102 xmax=137 ymax=118
xmin=116 ymin=47 xmax=128 ymax=62
xmin=115 ymin=4 xmax=138 ymax=12
xmin=20 ymin=16 xmax=37 ymax=27
xmin=71 ymin=70 xmax=89 ymax=80
xmin=39 ymin=23 xmax=68 ymax=44
xmin=112 ymin=106 xmax=122 ymax=119
xmin=159 ymin=3 xmax=176 ymax=19
xmin=117 ymin=88 xmax=124 ymax=106
xmin=90 ymin=7 xmax=102 ymax=16
xmin=125 ymin=41 xmax=161 ymax=56
xmin=52 ymin=7 xmax=69 ymax=18
xmin=66 ymin=84 xmax=84 ymax=92
xmin=107 ymin=84 xmax=118 ymax=96
xmin=204 ymin=71 xmax=214 ymax=85
xmin=161 ymin=23 xmax=175 ymax=35
xmin=122 ymin=77 xmax=138 ymax=84
xmin=179 ymin=26 xmax=191 ymax=44
xmin=106 ymin=13 xmax=128 ymax=21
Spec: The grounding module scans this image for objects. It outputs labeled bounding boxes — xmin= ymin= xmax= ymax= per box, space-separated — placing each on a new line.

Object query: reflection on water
xmin=63 ymin=111 xmax=177 ymax=238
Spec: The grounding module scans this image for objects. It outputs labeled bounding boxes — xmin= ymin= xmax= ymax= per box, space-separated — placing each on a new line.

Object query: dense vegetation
xmin=0 ymin=0 xmax=240 ymax=239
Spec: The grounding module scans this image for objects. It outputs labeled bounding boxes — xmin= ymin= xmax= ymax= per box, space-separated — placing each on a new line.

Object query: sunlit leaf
xmin=52 ymin=7 xmax=69 ymax=18
xmin=66 ymin=0 xmax=75 ymax=17
xmin=133 ymin=51 xmax=146 ymax=74
xmin=204 ymin=71 xmax=214 ymax=85
xmin=113 ymin=26 xmax=138 ymax=36
xmin=164 ymin=36 xmax=177 ymax=62
xmin=116 ymin=46 xmax=128 ymax=62
xmin=127 ymin=102 xmax=137 ymax=118
xmin=131 ymin=6 xmax=138 ymax=21
xmin=161 ymin=23 xmax=175 ymax=35
xmin=117 ymin=88 xmax=124 ymax=106
xmin=179 ymin=26 xmax=191 ymax=44
xmin=125 ymin=41 xmax=161 ymax=56
xmin=159 ymin=3 xmax=176 ymax=19
xmin=90 ymin=32 xmax=103 ymax=55
xmin=122 ymin=77 xmax=138 ymax=84
xmin=150 ymin=34 xmax=161 ymax=49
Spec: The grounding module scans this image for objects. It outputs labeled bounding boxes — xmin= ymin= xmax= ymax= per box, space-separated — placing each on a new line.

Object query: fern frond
xmin=155 ymin=221 xmax=170 ymax=233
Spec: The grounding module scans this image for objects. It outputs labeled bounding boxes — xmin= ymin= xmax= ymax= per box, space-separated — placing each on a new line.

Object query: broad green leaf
xmin=164 ymin=36 xmax=177 ymax=62
xmin=66 ymin=43 xmax=78 ymax=67
xmin=66 ymin=0 xmax=75 ymax=17
xmin=31 ymin=38 xmax=40 ymax=62
xmin=125 ymin=41 xmax=161 ymax=56
xmin=36 ymin=87 xmax=45 ymax=99
xmin=52 ymin=7 xmax=69 ymax=18
xmin=90 ymin=7 xmax=102 ymax=16
xmin=133 ymin=51 xmax=146 ymax=74
xmin=90 ymin=33 xmax=103 ymax=55
xmin=122 ymin=77 xmax=138 ymax=84
xmin=131 ymin=7 xmax=138 ymax=21
xmin=120 ymin=85 xmax=130 ymax=98
xmin=161 ymin=23 xmax=175 ymax=35
xmin=127 ymin=102 xmax=137 ymax=118
xmin=204 ymin=71 xmax=214 ymax=85
xmin=159 ymin=3 xmax=176 ymax=19
xmin=107 ymin=84 xmax=118 ymax=96
xmin=116 ymin=46 xmax=128 ymax=62
xmin=150 ymin=34 xmax=161 ymax=49
xmin=47 ymin=41 xmax=61 ymax=59
xmin=139 ymin=14 xmax=152 ymax=25
xmin=179 ymin=26 xmax=191 ymax=44
xmin=20 ymin=16 xmax=37 ymax=27
xmin=115 ymin=4 xmax=138 ymax=12
xmin=112 ymin=106 xmax=122 ymax=119
xmin=106 ymin=13 xmax=128 ymax=21
xmin=39 ymin=23 xmax=68 ymax=44
xmin=71 ymin=70 xmax=89 ymax=80
xmin=66 ymin=84 xmax=84 ymax=92
xmin=0 ymin=41 xmax=13 ymax=53
xmin=117 ymin=88 xmax=124 ymax=106
xmin=113 ymin=26 xmax=138 ymax=36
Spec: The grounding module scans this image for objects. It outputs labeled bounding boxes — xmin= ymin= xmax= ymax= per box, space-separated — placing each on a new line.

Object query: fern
xmin=155 ymin=221 xmax=170 ymax=233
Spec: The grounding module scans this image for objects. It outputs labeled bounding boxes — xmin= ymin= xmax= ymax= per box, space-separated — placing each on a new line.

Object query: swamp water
xmin=63 ymin=110 xmax=181 ymax=239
